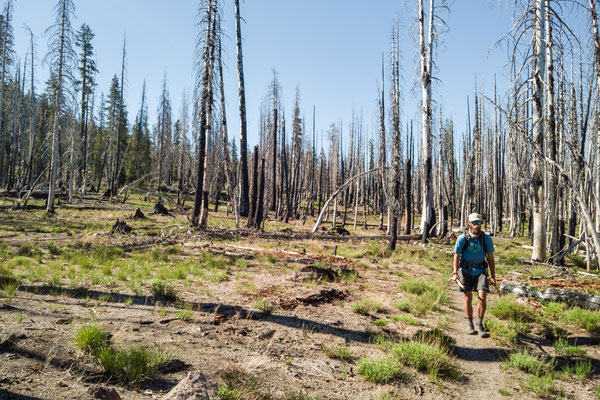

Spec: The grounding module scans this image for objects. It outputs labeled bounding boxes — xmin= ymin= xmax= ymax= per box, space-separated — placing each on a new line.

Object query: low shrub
xmin=560 ymin=359 xmax=592 ymax=381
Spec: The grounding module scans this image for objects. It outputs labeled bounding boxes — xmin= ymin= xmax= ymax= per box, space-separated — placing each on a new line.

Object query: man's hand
xmin=451 ymin=272 xmax=459 ymax=282
xmin=489 ymin=277 xmax=496 ymax=286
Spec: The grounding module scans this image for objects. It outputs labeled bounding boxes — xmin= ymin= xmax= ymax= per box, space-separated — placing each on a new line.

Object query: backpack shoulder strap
xmin=479 ymin=233 xmax=488 ymax=254
xmin=461 ymin=231 xmax=471 ymax=255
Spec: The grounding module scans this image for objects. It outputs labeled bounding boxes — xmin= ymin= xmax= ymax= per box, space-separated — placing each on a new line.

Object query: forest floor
xmin=1 ymin=193 xmax=600 ymax=399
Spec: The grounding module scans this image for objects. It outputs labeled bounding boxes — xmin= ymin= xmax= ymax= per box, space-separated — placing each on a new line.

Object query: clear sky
xmin=12 ymin=1 xmax=555 ymax=153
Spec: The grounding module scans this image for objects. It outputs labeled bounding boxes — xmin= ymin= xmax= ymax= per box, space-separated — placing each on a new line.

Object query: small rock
xmin=88 ymin=386 xmax=122 ymax=400
xmin=258 ymin=329 xmax=276 ymax=340
xmin=162 ymin=371 xmax=218 ymax=400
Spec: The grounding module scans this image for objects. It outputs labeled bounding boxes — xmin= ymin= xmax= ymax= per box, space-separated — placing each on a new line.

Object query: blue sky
xmin=14 ymin=1 xmax=527 ymax=152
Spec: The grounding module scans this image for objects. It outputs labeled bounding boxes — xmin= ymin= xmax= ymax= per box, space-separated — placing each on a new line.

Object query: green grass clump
xmin=252 ymin=297 xmax=275 ymax=316
xmin=412 ymin=328 xmax=456 ymax=352
xmin=390 ymin=315 xmax=420 ymax=325
xmin=559 ymin=359 xmax=592 ymax=381
xmin=97 ymin=346 xmax=170 ymax=386
xmin=553 ymin=338 xmax=586 ymax=357
xmin=398 ymin=279 xmax=434 ymax=295
xmin=351 ymin=298 xmax=386 ymax=315
xmin=218 ymin=369 xmax=269 ymax=400
xmin=390 ymin=341 xmax=452 ymax=381
xmin=322 ymin=345 xmax=354 ymax=361
xmin=489 ymin=295 xmax=536 ymax=323
xmin=74 ymin=324 xmax=110 ymax=356
xmin=150 ymin=279 xmax=177 ymax=303
xmin=522 ymin=373 xmax=556 ymax=397
xmin=47 ymin=244 xmax=63 ymax=256
xmin=355 ymin=356 xmax=402 ymax=383
xmin=373 ymin=319 xmax=388 ymax=327
xmin=395 ymin=289 xmax=448 ymax=316
xmin=17 ymin=243 xmax=42 ymax=258
xmin=562 ymin=307 xmax=600 ymax=334
xmin=504 ymin=349 xmax=553 ymax=376
xmin=175 ymin=309 xmax=193 ymax=321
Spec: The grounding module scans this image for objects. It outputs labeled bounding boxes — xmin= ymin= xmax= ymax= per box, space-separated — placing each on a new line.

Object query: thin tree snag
xmin=312 ymin=167 xmax=390 ymax=233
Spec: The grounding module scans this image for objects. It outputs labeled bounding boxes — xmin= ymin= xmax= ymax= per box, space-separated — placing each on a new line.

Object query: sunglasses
xmin=472 ymin=221 xmax=483 ymax=226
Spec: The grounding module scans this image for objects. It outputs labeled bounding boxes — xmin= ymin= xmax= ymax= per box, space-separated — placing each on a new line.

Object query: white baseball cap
xmin=468 ymin=213 xmax=483 ymax=222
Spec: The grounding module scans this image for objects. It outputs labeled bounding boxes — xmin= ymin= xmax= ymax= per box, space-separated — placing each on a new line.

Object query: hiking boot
xmin=477 ymin=324 xmax=489 ymax=338
xmin=466 ymin=319 xmax=477 ymax=335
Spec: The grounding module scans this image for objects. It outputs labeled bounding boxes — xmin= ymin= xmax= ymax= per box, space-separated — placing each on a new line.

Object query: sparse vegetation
xmin=390 ymin=340 xmax=452 ymax=381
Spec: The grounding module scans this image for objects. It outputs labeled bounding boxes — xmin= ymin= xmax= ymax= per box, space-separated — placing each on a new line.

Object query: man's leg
xmin=477 ymin=290 xmax=487 ymax=318
xmin=476 ymin=290 xmax=489 ymax=337
xmin=464 ymin=291 xmax=473 ymax=318
xmin=464 ymin=291 xmax=476 ymax=334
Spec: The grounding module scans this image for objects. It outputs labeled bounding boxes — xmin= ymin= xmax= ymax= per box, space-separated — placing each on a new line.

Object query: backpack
xmin=460 ymin=230 xmax=489 ymax=272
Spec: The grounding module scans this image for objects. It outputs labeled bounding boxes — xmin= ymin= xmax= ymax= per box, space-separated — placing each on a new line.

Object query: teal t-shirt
xmin=454 ymin=233 xmax=494 ymax=276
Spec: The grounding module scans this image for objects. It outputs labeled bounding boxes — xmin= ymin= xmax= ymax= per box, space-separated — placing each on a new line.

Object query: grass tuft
xmin=553 ymin=338 xmax=586 ymax=357
xmin=74 ymin=324 xmax=110 ymax=356
xmin=150 ymin=279 xmax=177 ymax=303
xmin=252 ymin=297 xmax=275 ymax=316
xmin=97 ymin=345 xmax=170 ymax=386
xmin=489 ymin=295 xmax=536 ymax=323
xmin=390 ymin=340 xmax=452 ymax=381
xmin=351 ymin=298 xmax=386 ymax=315
xmin=504 ymin=348 xmax=553 ymax=376
xmin=412 ymin=328 xmax=456 ymax=352
xmin=355 ymin=356 xmax=402 ymax=383
xmin=322 ymin=345 xmax=354 ymax=361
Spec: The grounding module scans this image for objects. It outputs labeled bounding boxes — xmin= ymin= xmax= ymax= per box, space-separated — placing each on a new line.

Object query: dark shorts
xmin=457 ymin=270 xmax=489 ymax=293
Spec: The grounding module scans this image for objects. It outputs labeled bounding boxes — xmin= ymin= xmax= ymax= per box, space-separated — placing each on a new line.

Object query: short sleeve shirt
xmin=454 ymin=233 xmax=494 ymax=276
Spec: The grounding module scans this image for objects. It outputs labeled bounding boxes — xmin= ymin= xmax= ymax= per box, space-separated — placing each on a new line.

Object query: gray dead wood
xmin=500 ymin=280 xmax=600 ymax=311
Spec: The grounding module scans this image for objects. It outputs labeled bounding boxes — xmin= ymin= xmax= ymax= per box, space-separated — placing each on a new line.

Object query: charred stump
xmin=131 ymin=208 xmax=146 ymax=219
xmin=153 ymin=201 xmax=170 ymax=215
xmin=111 ymin=219 xmax=134 ymax=235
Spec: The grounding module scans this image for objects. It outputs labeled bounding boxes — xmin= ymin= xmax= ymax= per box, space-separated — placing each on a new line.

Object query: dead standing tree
xmin=192 ymin=0 xmax=217 ymax=228
xmin=45 ymin=0 xmax=76 ymax=214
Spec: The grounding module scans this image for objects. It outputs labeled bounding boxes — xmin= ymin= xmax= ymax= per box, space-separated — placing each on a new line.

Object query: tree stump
xmin=132 ymin=208 xmax=146 ymax=219
xmin=153 ymin=201 xmax=170 ymax=215
xmin=110 ymin=219 xmax=134 ymax=235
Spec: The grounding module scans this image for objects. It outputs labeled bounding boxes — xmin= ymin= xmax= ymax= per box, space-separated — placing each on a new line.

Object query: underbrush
xmin=355 ymin=356 xmax=402 ymax=383
xmin=351 ymin=298 xmax=386 ymax=315
xmin=489 ymin=295 xmax=536 ymax=322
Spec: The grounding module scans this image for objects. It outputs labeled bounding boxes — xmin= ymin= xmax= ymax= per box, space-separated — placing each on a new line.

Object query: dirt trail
xmin=447 ymin=284 xmax=532 ymax=400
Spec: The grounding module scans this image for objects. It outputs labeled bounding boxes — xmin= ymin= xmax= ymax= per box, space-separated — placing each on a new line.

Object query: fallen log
xmin=500 ymin=280 xmax=600 ymax=311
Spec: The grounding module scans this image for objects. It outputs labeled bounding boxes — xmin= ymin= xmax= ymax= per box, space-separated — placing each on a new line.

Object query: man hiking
xmin=451 ymin=213 xmax=496 ymax=337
